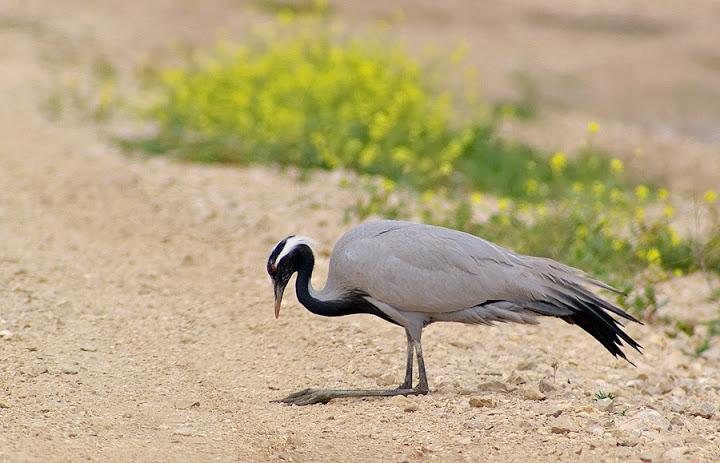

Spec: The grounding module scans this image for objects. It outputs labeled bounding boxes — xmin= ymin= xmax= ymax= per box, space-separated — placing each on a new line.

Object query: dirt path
xmin=1 ymin=2 xmax=719 ymax=462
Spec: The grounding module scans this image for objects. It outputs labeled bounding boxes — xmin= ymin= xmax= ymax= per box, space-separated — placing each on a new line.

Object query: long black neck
xmin=293 ymin=246 xmax=398 ymax=324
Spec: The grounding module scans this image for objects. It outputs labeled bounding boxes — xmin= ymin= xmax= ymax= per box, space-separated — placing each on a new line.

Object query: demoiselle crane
xmin=267 ymin=220 xmax=642 ymax=405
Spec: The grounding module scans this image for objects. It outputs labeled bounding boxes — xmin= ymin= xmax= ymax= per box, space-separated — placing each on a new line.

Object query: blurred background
xmin=11 ymin=0 xmax=720 ymax=189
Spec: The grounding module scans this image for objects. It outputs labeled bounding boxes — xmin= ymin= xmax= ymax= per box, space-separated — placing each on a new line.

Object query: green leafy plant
xmin=122 ymin=16 xmax=628 ymax=201
xmin=594 ymin=390 xmax=615 ymax=400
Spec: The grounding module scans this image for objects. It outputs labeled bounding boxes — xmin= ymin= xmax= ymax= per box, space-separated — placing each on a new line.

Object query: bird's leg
xmin=273 ymin=386 xmax=421 ymax=406
xmin=414 ymin=340 xmax=429 ymax=393
xmin=398 ymin=329 xmax=414 ymax=390
xmin=274 ymin=331 xmax=430 ymax=406
xmin=275 ymin=336 xmax=430 ymax=406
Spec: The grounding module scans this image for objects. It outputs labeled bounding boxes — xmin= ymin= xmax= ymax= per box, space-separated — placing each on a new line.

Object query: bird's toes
xmin=280 ymin=390 xmax=333 ymax=406
xmin=298 ymin=391 xmax=332 ymax=405
xmin=278 ymin=388 xmax=316 ymax=401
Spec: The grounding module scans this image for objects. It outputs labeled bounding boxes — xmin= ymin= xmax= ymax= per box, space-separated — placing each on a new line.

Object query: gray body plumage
xmin=269 ymin=219 xmax=641 ymax=405
xmin=317 ymin=219 xmax=639 ymax=359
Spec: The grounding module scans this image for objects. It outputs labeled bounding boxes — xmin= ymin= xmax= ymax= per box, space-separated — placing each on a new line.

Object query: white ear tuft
xmin=274 ymin=236 xmax=315 ymax=264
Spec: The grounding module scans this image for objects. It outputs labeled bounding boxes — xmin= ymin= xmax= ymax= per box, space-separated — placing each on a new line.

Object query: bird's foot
xmin=273 ymin=388 xmax=333 ymax=406
xmin=274 ymin=386 xmax=428 ymax=406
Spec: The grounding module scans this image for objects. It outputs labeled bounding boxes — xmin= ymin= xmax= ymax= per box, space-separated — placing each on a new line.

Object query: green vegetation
xmin=124 ymin=17 xmax=623 ymax=200
xmin=120 ymin=14 xmax=720 ymax=317
xmin=694 ymin=318 xmax=720 ymax=355
xmin=594 ymin=390 xmax=615 ymax=401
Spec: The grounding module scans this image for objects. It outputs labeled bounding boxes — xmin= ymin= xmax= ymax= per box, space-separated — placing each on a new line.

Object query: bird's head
xmin=267 ymin=235 xmax=314 ymax=319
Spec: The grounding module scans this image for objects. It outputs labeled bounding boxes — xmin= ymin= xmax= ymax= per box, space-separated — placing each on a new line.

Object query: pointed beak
xmin=273 ymin=282 xmax=286 ymax=319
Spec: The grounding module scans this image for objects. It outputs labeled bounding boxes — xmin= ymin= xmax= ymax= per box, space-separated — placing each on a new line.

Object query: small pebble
xmin=663 ymin=447 xmax=689 ymax=462
xmin=595 ymin=397 xmax=614 ymax=411
xmin=538 ymin=379 xmax=556 ymax=393
xmin=469 ymin=397 xmax=495 ymax=408
xmin=62 ymin=365 xmax=80 ymax=375
xmin=550 ymin=416 xmax=579 ymax=434
xmin=174 ymin=400 xmax=200 ymax=410
xmin=376 ymin=374 xmax=396 ymax=387
xmin=521 ymin=387 xmax=546 ymax=401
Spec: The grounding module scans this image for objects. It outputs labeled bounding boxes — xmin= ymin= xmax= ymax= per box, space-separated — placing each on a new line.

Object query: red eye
xmin=269 ymin=264 xmax=277 ymax=274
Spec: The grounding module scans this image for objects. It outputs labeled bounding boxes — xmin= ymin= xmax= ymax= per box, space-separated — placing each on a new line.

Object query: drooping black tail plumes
xmin=527 ymin=280 xmax=643 ymax=364
xmin=560 ymin=310 xmax=642 ymax=365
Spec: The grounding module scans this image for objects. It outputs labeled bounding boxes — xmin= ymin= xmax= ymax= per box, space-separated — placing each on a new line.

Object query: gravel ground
xmin=1 ymin=1 xmax=719 ymax=462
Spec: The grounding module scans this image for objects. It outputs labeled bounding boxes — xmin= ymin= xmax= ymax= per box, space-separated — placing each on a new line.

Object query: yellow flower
xmin=498 ymin=198 xmax=510 ymax=213
xmin=673 ymin=269 xmax=683 ymax=277
xmin=576 ymin=225 xmax=588 ymax=239
xmin=609 ymin=188 xmax=622 ymax=203
xmin=663 ymin=205 xmax=675 ymax=218
xmin=611 ymin=239 xmax=624 ymax=251
xmin=610 ymin=158 xmax=623 ymax=174
xmin=550 ymin=152 xmax=567 ymax=174
xmin=276 ymin=9 xmax=295 ymax=24
xmin=592 ymin=181 xmax=606 ymax=197
xmin=669 ymin=227 xmax=681 ymax=246
xmin=421 ymin=190 xmax=435 ymax=204
xmin=646 ymin=247 xmax=661 ymax=264
xmin=657 ymin=188 xmax=668 ymax=200
xmin=500 ymin=105 xmax=516 ymax=119
xmin=471 ymin=192 xmax=483 ymax=204
xmin=572 ymin=182 xmax=584 ymax=193
xmin=381 ymin=178 xmax=396 ymax=192
xmin=359 ymin=145 xmax=378 ymax=167
xmin=635 ymin=185 xmax=650 ymax=201
xmin=391 ymin=147 xmax=412 ymax=163
xmin=635 ymin=207 xmax=645 ymax=222
xmin=525 ymin=179 xmax=539 ymax=195
xmin=704 ymin=190 xmax=717 ymax=204
xmin=587 ymin=121 xmax=600 ymax=133
xmin=536 ymin=204 xmax=547 ymax=217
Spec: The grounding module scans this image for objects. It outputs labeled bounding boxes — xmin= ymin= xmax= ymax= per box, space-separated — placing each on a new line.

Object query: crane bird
xmin=267 ymin=219 xmax=642 ymax=405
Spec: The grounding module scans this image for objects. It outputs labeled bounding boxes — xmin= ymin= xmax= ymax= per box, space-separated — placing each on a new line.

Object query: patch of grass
xmin=675 ymin=321 xmax=695 ymax=337
xmin=594 ymin=390 xmax=615 ymax=401
xmin=123 ymin=16 xmax=627 ymax=201
xmin=695 ymin=339 xmax=711 ymax=356
xmin=696 ymin=318 xmax=720 ymax=355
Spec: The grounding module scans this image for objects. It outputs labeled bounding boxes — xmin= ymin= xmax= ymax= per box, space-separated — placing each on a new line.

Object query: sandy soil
xmin=1 ymin=1 xmax=719 ymax=462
